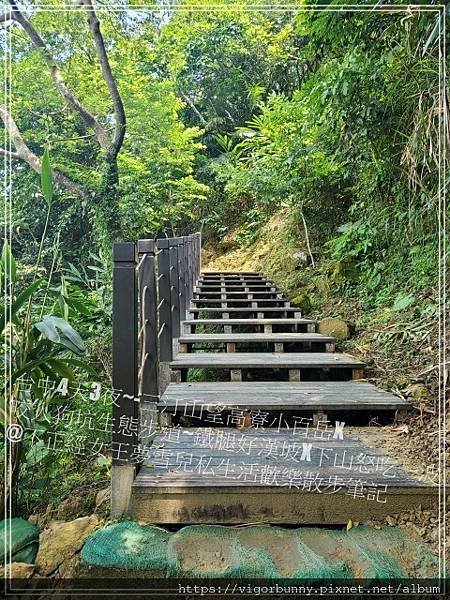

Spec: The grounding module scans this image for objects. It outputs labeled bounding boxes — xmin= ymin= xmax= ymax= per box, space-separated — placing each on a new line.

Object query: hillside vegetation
xmin=2 ymin=0 xmax=447 ymax=515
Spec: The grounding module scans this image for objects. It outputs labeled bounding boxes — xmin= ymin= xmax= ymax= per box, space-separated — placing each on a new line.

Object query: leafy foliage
xmin=2 ymin=1 xmax=445 ymax=516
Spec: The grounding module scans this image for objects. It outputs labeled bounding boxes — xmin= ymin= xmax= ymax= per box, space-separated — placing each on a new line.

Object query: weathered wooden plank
xmin=130 ymin=428 xmax=436 ymax=523
xmin=195 ymin=291 xmax=283 ymax=296
xmin=196 ymin=283 xmax=277 ymax=289
xmin=130 ymin=488 xmax=437 ymax=524
xmin=158 ymin=381 xmax=411 ymax=411
xmin=170 ymin=352 xmax=366 ymax=369
xmin=147 ymin=430 xmax=398 ymax=447
xmin=178 ymin=333 xmax=333 ymax=343
xmin=202 ymin=271 xmax=264 ymax=275
xmin=183 ymin=318 xmax=314 ymax=326
xmin=200 ymin=275 xmax=267 ymax=280
xmin=196 ymin=285 xmax=277 ymax=291
xmin=191 ymin=298 xmax=289 ymax=304
xmin=189 ymin=307 xmax=303 ymax=314
xmin=195 ymin=294 xmax=284 ymax=301
xmin=135 ymin=429 xmax=428 ymax=485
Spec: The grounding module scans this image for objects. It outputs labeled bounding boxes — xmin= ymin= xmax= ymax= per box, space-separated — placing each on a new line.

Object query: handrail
xmin=111 ymin=232 xmax=201 ymax=515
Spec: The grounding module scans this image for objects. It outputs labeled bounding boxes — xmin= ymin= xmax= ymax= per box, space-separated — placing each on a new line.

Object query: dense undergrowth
xmin=205 ymin=207 xmax=446 ymax=469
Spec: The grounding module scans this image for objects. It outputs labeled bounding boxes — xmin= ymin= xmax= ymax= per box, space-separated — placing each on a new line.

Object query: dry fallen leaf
xmin=393 ymin=424 xmax=409 ymax=435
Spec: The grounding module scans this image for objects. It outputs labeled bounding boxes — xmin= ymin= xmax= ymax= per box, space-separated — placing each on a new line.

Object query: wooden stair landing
xmin=132 ymin=428 xmax=435 ymax=524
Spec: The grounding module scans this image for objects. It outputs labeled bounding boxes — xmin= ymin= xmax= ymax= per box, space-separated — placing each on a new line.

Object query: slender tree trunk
xmin=92 ymin=154 xmax=122 ymax=247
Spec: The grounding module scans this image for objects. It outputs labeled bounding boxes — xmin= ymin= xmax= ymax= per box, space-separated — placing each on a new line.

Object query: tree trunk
xmin=1 ymin=439 xmax=22 ymax=519
xmin=92 ymin=155 xmax=122 ymax=247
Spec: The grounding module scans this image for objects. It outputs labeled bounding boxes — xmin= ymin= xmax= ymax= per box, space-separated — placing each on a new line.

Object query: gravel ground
xmin=349 ymin=424 xmax=448 ymax=561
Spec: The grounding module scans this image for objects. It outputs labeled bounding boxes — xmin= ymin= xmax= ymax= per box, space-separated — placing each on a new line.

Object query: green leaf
xmin=0 ymin=278 xmax=46 ymax=333
xmin=30 ymin=477 xmax=51 ymax=490
xmin=2 ymin=242 xmax=16 ymax=282
xmin=10 ymin=356 xmax=54 ymax=384
xmin=63 ymin=357 xmax=98 ymax=376
xmin=35 ymin=315 xmax=86 ymax=354
xmin=26 ymin=441 xmax=50 ymax=467
xmin=46 ymin=358 xmax=75 ymax=380
xmin=96 ymin=455 xmax=110 ymax=467
xmin=41 ymin=148 xmax=53 ymax=205
xmin=392 ymin=295 xmax=415 ymax=311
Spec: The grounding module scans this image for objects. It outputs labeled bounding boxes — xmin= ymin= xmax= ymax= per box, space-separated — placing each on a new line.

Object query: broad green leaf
xmin=63 ymin=357 xmax=98 ymax=376
xmin=46 ymin=358 xmax=75 ymax=380
xmin=2 ymin=242 xmax=16 ymax=282
xmin=35 ymin=315 xmax=86 ymax=354
xmin=30 ymin=477 xmax=51 ymax=490
xmin=0 ymin=279 xmax=46 ymax=333
xmin=63 ymin=296 xmax=93 ymax=316
xmin=392 ymin=295 xmax=415 ymax=311
xmin=96 ymin=455 xmax=110 ymax=467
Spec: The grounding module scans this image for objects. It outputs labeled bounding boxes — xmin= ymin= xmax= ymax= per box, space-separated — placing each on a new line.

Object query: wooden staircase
xmin=131 ymin=271 xmax=436 ymax=524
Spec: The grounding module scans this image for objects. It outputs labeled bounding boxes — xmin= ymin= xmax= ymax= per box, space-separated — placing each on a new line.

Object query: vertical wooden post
xmin=137 ymin=239 xmax=159 ymax=403
xmin=111 ymin=242 xmax=138 ymax=518
xmin=187 ymin=236 xmax=193 ymax=302
xmin=183 ymin=236 xmax=189 ymax=307
xmin=178 ymin=238 xmax=186 ymax=320
xmin=169 ymin=239 xmax=181 ymax=338
xmin=156 ymin=238 xmax=172 ymax=361
xmin=195 ymin=232 xmax=201 ymax=281
xmin=192 ymin=234 xmax=198 ymax=284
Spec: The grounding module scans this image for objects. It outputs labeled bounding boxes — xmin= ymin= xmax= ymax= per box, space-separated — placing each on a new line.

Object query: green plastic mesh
xmin=81 ymin=522 xmax=439 ymax=579
xmin=345 ymin=525 xmax=439 ymax=579
xmin=81 ymin=521 xmax=170 ymax=572
xmin=0 ymin=518 xmax=40 ymax=565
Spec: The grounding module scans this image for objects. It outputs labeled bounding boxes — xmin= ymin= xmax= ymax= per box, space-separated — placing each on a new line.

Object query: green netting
xmin=81 ymin=521 xmax=169 ymax=572
xmin=81 ymin=521 xmax=440 ymax=579
xmin=345 ymin=525 xmax=439 ymax=579
xmin=0 ymin=518 xmax=40 ymax=565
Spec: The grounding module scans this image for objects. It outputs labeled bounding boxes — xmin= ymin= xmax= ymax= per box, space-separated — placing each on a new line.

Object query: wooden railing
xmin=111 ymin=233 xmax=201 ymax=515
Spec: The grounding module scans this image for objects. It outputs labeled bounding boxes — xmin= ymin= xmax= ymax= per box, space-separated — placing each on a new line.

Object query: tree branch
xmin=0 ymin=104 xmax=86 ymax=197
xmin=181 ymin=93 xmax=207 ymax=126
xmin=0 ymin=8 xmax=12 ymax=23
xmin=0 ymin=148 xmax=21 ymax=160
xmin=8 ymin=0 xmax=109 ymax=148
xmin=81 ymin=0 xmax=126 ymax=158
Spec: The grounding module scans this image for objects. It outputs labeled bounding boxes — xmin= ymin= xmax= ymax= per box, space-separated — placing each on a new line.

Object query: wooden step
xmin=194 ymin=291 xmax=284 ymax=297
xmin=200 ymin=273 xmax=266 ymax=278
xmin=198 ymin=275 xmax=267 ymax=283
xmin=202 ymin=271 xmax=263 ymax=275
xmin=170 ymin=352 xmax=366 ymax=382
xmin=131 ymin=428 xmax=436 ymax=524
xmin=171 ymin=352 xmax=365 ymax=369
xmin=196 ymin=283 xmax=276 ymax=289
xmin=196 ymin=281 xmax=276 ymax=288
xmin=178 ymin=333 xmax=335 ymax=353
xmin=191 ymin=299 xmax=291 ymax=307
xmin=182 ymin=318 xmax=316 ymax=334
xmin=159 ymin=381 xmax=412 ymax=412
xmin=189 ymin=307 xmax=303 ymax=317
xmin=196 ymin=286 xmax=278 ymax=293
